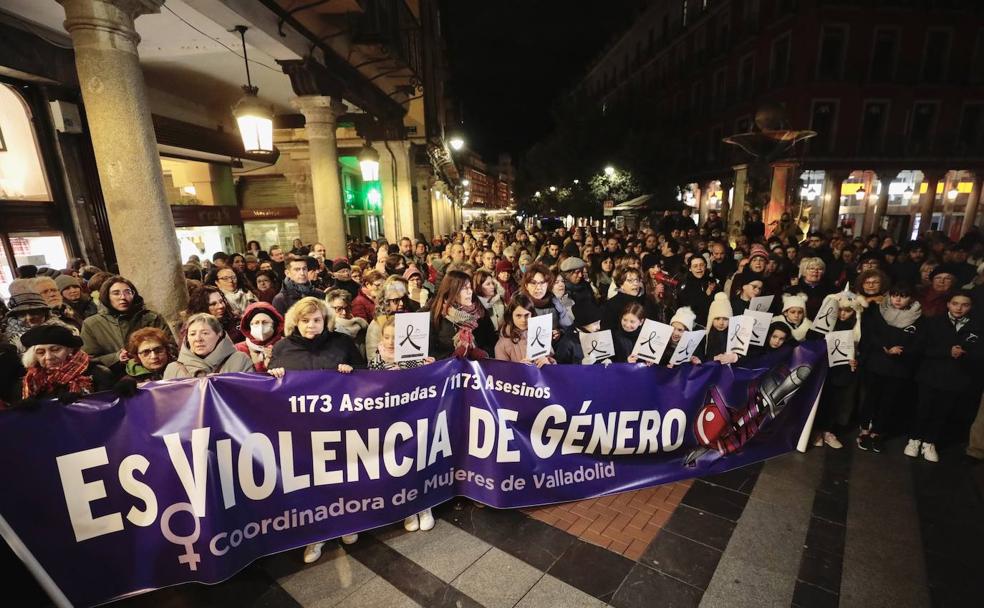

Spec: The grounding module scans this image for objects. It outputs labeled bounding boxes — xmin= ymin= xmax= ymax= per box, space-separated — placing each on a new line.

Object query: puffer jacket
xmin=268 ymin=328 xmax=364 ymax=371
xmin=163 ymin=334 xmax=254 ymax=379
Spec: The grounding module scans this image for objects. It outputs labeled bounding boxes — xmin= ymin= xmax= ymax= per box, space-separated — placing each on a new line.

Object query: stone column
xmin=960 ymin=175 xmax=982 ymax=238
xmin=917 ymin=169 xmax=947 ymax=237
xmin=767 ymin=162 xmax=799 ymax=232
xmin=697 ymin=183 xmax=709 ymax=227
xmin=415 ymin=168 xmax=435 ymax=240
xmin=378 ymin=142 xmax=399 ymax=242
xmin=820 ymin=170 xmax=851 ymax=232
xmin=58 ymin=0 xmax=186 ymax=325
xmin=391 ymin=141 xmax=418 ymax=239
xmin=293 ymin=96 xmax=347 ymax=258
xmin=282 ymin=170 xmax=319 ymax=245
xmin=730 ymin=164 xmax=748 ymax=243
xmin=868 ymin=168 xmax=899 ymax=236
xmin=718 ymin=176 xmax=733 ymax=228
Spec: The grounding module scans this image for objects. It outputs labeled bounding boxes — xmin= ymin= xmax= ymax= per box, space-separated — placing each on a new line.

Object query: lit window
xmin=0 ymin=84 xmax=52 ymax=202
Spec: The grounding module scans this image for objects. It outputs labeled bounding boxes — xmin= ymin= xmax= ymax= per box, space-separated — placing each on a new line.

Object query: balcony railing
xmin=349 ymin=0 xmax=422 ymax=79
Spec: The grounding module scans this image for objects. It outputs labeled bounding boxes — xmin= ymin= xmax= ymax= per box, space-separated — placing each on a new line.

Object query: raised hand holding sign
xmin=727 ymin=315 xmax=753 ymax=355
xmin=670 ymin=329 xmax=706 ymax=365
xmin=527 ymin=313 xmax=553 ymax=360
xmin=825 ymin=330 xmax=854 ymax=367
xmin=631 ymin=319 xmax=674 ymax=363
xmin=395 ymin=312 xmax=431 ymax=362
xmin=578 ymin=329 xmax=614 ymax=362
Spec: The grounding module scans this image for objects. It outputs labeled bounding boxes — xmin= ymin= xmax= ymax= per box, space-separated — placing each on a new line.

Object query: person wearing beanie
xmin=772 ymin=292 xmax=812 ymax=342
xmin=918 ymin=263 xmax=960 ymax=318
xmin=560 ymin=257 xmax=594 ymax=309
xmin=17 ymin=324 xmax=114 ymax=404
xmin=234 ymin=302 xmax=284 ymax=373
xmin=56 ymin=274 xmax=98 ymax=321
xmin=554 ymin=299 xmax=604 ymax=364
xmin=729 ymin=271 xmax=765 ymax=316
xmin=16 ymin=265 xmax=38 ymax=279
xmin=32 ymin=276 xmax=82 ymax=330
xmin=805 ymin=291 xmax=863 ymax=451
xmin=404 ymin=265 xmax=432 ymax=307
xmin=80 ymin=276 xmax=174 ymax=370
xmin=694 ymin=292 xmax=736 ymax=363
xmin=495 ymin=259 xmax=518 ymax=302
xmin=659 ymin=306 xmax=697 ymax=366
xmin=331 ymin=259 xmax=360 ymax=299
xmin=1 ymin=279 xmax=78 ymax=354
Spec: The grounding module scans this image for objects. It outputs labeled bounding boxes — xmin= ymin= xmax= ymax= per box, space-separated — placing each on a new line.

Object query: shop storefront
xmin=0 ymin=80 xmax=78 ymax=298
xmin=242 ymin=208 xmax=301 ymax=252
xmin=340 ymin=155 xmax=383 ymax=241
xmin=170 ymin=205 xmax=245 ymax=265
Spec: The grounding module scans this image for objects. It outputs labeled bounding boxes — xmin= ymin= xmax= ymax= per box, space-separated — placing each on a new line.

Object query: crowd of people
xmin=1 ymin=211 xmax=983 ymax=560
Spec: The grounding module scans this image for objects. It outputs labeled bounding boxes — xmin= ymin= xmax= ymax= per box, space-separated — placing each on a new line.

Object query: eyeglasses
xmin=528 ymin=280 xmax=549 ymax=287
xmin=109 ymin=289 xmax=134 ymax=297
xmin=137 ymin=346 xmax=167 ymax=357
xmin=217 ymin=276 xmax=236 ymax=282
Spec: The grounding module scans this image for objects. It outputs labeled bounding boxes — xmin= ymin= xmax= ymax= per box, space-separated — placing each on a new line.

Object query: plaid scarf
xmin=23 ymin=349 xmax=93 ymax=399
xmin=444 ymin=302 xmax=488 ymax=359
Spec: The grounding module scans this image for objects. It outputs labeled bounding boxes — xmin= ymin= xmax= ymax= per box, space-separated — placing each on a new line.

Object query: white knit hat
xmin=782 ymin=292 xmax=807 ymax=312
xmin=670 ymin=306 xmax=696 ymax=330
xmin=707 ymin=292 xmax=733 ymax=326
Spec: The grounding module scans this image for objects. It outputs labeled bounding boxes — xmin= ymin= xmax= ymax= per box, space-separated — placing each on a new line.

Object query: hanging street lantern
xmin=231 ymin=26 xmax=274 ymax=155
xmin=358 ymin=142 xmax=380 ymax=182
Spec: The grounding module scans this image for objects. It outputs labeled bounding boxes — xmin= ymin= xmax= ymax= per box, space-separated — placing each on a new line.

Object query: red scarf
xmin=23 ymin=349 xmax=93 ymax=399
xmin=444 ymin=302 xmax=488 ymax=359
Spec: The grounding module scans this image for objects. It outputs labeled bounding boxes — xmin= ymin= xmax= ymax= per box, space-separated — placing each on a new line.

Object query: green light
xmin=366 ymin=187 xmax=382 ymax=209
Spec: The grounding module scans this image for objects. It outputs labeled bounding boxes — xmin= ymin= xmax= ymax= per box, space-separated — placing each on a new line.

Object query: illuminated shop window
xmin=0 ymin=84 xmax=52 ymax=202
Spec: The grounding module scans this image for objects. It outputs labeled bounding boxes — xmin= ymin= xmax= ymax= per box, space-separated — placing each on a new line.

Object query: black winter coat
xmin=859 ymin=304 xmax=922 ymax=378
xmin=269 ymin=330 xmax=364 ymax=371
xmin=676 ymin=275 xmax=716 ymax=323
xmin=915 ymin=314 xmax=983 ymax=392
xmin=603 ymin=291 xmax=644 ymax=332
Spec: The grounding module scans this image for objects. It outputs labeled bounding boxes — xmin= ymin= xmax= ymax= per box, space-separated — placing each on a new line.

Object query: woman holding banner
xmin=494 ymin=293 xmax=555 ymax=366
xmin=369 ymin=315 xmax=437 ymax=532
xmin=431 ymin=270 xmax=494 ymax=359
xmin=267 ymin=296 xmax=364 ymax=562
xmin=162 ymin=313 xmax=254 ymax=380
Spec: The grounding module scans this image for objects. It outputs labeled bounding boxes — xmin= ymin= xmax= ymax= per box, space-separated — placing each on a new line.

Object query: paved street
xmin=9 ymin=434 xmax=981 ymax=608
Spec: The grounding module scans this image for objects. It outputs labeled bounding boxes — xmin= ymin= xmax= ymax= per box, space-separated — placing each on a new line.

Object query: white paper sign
xmin=631 ymin=320 xmax=674 ymax=363
xmin=726 ymin=315 xmax=753 ymax=355
xmin=670 ymin=330 xmax=706 ymax=365
xmin=812 ymin=297 xmax=839 ymax=334
xmin=746 ymin=310 xmax=774 ymax=346
xmin=825 ymin=330 xmax=855 ymax=367
xmin=749 ymin=295 xmax=774 ymax=312
xmin=526 ymin=314 xmax=553 ymax=360
xmin=394 ymin=312 xmax=431 ymax=362
xmin=579 ymin=329 xmax=614 ymax=362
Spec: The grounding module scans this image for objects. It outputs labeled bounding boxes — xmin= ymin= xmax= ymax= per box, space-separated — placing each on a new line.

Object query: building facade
xmin=575 ymin=0 xmax=984 ymax=242
xmin=0 ymin=0 xmax=466 ymax=320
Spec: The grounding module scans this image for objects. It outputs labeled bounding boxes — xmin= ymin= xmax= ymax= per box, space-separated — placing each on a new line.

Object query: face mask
xmin=250 ymin=324 xmax=273 ymax=341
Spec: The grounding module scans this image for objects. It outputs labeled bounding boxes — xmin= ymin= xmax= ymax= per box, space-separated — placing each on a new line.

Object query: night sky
xmin=441 ymin=0 xmax=644 ymax=162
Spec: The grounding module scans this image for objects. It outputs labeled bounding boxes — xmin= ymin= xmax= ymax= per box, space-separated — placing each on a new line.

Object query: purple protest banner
xmin=0 ymin=342 xmax=826 ymax=607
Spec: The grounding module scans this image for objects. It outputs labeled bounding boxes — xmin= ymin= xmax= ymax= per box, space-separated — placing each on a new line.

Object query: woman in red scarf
xmin=430 ymin=270 xmax=496 ymax=359
xmin=18 ymin=325 xmax=114 ymax=404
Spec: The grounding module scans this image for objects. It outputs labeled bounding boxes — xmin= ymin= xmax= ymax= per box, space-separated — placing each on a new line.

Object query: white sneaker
xmin=341 ymin=533 xmax=359 ymax=545
xmin=404 ymin=514 xmax=420 ymax=532
xmin=904 ymin=439 xmax=922 ymax=458
xmin=822 ymin=432 xmax=843 ymax=449
xmin=303 ymin=542 xmax=325 ymax=563
xmin=418 ymin=508 xmax=435 ymax=531
xmin=921 ymin=442 xmax=939 ymax=463
xmin=812 ymin=434 xmax=824 ymax=447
